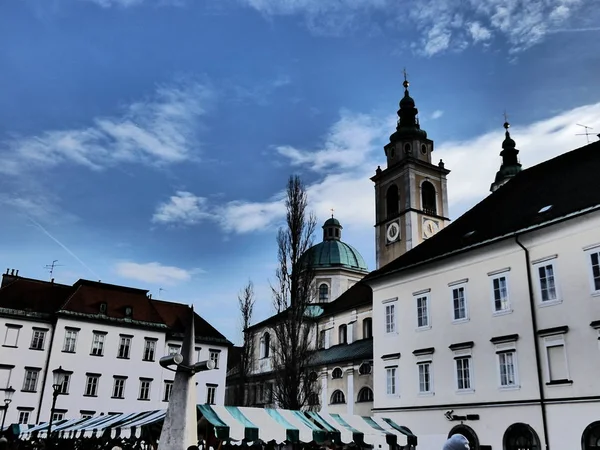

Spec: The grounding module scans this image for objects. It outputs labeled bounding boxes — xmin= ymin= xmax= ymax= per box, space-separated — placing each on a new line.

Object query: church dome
xmin=303 ymin=216 xmax=369 ymax=273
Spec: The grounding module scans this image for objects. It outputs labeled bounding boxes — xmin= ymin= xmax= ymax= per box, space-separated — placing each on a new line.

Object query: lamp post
xmin=46 ymin=366 xmax=68 ymax=447
xmin=0 ymin=386 xmax=15 ymax=435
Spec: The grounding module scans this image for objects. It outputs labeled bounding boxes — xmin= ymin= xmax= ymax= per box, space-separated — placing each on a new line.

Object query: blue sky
xmin=1 ymin=0 xmax=599 ymax=344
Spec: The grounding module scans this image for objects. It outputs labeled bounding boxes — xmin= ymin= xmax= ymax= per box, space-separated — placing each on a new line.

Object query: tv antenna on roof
xmin=576 ymin=124 xmax=594 ymax=144
xmin=44 ymin=260 xmax=64 ymax=278
xmin=158 ymin=288 xmax=165 ymax=298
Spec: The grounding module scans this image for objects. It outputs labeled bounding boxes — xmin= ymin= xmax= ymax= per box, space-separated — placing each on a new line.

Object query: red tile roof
xmin=0 ymin=276 xmax=73 ymax=316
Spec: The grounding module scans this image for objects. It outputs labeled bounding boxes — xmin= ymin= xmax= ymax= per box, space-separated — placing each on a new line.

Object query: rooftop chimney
xmin=15 ymin=270 xmax=19 ymax=276
xmin=10 ymin=269 xmax=14 ymax=276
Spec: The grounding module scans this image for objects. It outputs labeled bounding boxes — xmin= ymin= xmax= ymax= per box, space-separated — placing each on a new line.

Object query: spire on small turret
xmin=490 ymin=114 xmax=523 ymax=192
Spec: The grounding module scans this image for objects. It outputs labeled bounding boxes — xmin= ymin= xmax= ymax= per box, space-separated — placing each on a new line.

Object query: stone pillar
xmin=320 ymin=369 xmax=328 ymax=413
xmin=158 ymin=306 xmax=198 ymax=450
xmin=346 ymin=367 xmax=354 ymax=415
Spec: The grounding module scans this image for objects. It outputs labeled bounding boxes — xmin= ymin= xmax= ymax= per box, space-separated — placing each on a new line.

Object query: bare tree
xmin=236 ymin=280 xmax=255 ymax=406
xmin=270 ymin=175 xmax=320 ymax=410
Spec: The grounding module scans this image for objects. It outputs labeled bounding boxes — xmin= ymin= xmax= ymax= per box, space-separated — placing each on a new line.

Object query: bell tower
xmin=371 ymin=72 xmax=451 ymax=269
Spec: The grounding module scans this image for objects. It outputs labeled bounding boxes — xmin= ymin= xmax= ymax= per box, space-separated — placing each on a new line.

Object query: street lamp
xmin=0 ymin=386 xmax=15 ymax=435
xmin=46 ymin=367 xmax=68 ymax=445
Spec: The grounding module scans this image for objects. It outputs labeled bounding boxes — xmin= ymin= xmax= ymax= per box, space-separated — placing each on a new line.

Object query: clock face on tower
xmin=422 ymin=219 xmax=440 ymax=239
xmin=386 ymin=221 xmax=400 ymax=243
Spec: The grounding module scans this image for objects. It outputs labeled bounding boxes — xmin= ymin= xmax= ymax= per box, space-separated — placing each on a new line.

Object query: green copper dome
xmin=308 ymin=240 xmax=369 ymax=272
xmin=301 ymin=216 xmax=368 ymax=273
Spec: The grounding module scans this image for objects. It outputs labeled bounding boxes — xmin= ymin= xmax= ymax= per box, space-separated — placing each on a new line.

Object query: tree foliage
xmin=236 ymin=280 xmax=255 ymax=406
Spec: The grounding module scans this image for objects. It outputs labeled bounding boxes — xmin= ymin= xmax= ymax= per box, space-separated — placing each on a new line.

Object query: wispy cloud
xmin=153 ymin=101 xmax=600 ymax=235
xmin=152 ymin=191 xmax=216 ymax=226
xmin=114 ymin=261 xmax=203 ymax=286
xmin=431 ymin=110 xmax=444 ymax=120
xmin=0 ymin=79 xmax=213 ymax=177
xmin=239 ymin=0 xmax=592 ymax=55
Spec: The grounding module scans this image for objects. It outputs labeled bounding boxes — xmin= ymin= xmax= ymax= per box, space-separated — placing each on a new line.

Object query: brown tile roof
xmin=151 ymin=299 xmax=231 ymax=345
xmin=61 ymin=279 xmax=164 ymax=324
xmin=318 ymin=282 xmax=372 ymax=318
xmin=366 ymin=140 xmax=600 ymax=281
xmin=0 ymin=276 xmax=73 ymax=316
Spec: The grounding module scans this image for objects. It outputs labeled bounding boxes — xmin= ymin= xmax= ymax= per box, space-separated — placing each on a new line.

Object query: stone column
xmin=320 ymin=369 xmax=328 ymax=413
xmin=346 ymin=367 xmax=354 ymax=415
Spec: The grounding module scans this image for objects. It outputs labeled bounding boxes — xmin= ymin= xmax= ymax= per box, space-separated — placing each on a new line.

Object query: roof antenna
xmin=158 ymin=288 xmax=165 ymax=299
xmin=44 ymin=260 xmax=64 ymax=279
xmin=576 ymin=124 xmax=594 ymax=144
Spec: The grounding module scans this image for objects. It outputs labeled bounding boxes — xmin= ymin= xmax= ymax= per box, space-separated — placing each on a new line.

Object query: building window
xmin=330 ymin=390 xmax=345 ymax=404
xmin=537 ymin=262 xmax=558 ymax=302
xmin=416 ymin=295 xmax=430 ymax=328
xmin=112 ymin=377 xmax=126 ymax=399
xmin=266 ymin=383 xmax=274 ymax=403
xmin=587 ymin=250 xmax=600 ymax=292
xmin=456 ymin=357 xmax=472 ymax=391
xmin=17 ymin=411 xmax=30 ymax=424
xmin=385 ymin=302 xmax=396 ymax=333
xmin=168 ymin=345 xmax=181 ymax=356
xmin=260 ymin=332 xmax=270 ymax=359
xmin=357 ymin=387 xmax=373 ymax=402
xmin=386 ymin=367 xmax=397 ymax=395
xmin=90 ymin=333 xmax=105 ymax=356
xmin=206 ymin=385 xmax=217 ymax=405
xmin=138 ymin=379 xmax=152 ymax=400
xmin=195 ymin=347 xmax=202 ymax=363
xmin=63 ymin=329 xmax=78 ymax=353
xmin=85 ymin=375 xmax=100 ymax=397
xmin=318 ymin=330 xmax=326 ymax=349
xmin=30 ymin=329 xmax=46 ymax=350
xmin=0 ymin=367 xmax=11 ymax=389
xmin=80 ymin=411 xmax=95 ymax=419
xmin=118 ymin=336 xmax=132 ymax=359
xmin=418 ymin=362 xmax=433 ymax=393
xmin=386 ymin=184 xmax=399 ymax=218
xmin=52 ymin=412 xmax=65 ymax=421
xmin=498 ymin=351 xmax=518 ymax=387
xmin=491 ymin=275 xmax=510 ymax=313
xmin=544 ymin=335 xmax=570 ymax=383
xmin=421 ymin=181 xmax=437 ymax=215
xmin=318 ymin=283 xmax=329 ymax=302
xmin=22 ymin=370 xmax=40 ymax=392
xmin=3 ymin=325 xmax=20 ymax=347
xmin=338 ymin=325 xmax=347 ymax=344
xmin=358 ymin=362 xmax=372 ymax=375
xmin=143 ymin=339 xmax=156 ymax=361
xmin=210 ymin=350 xmax=220 ymax=369
xmin=362 ymin=318 xmax=372 ymax=339
xmin=163 ymin=381 xmax=173 ymax=402
xmin=452 ymin=286 xmax=468 ymax=322
xmin=331 ymin=367 xmax=343 ymax=379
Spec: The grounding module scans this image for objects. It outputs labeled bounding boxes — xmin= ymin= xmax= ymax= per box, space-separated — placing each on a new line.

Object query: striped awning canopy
xmin=198 ymin=405 xmax=417 ymax=447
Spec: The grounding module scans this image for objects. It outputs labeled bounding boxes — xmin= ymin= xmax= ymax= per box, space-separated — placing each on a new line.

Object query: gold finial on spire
xmin=503 ymin=110 xmax=510 ymax=129
xmin=402 ymin=68 xmax=409 ymax=89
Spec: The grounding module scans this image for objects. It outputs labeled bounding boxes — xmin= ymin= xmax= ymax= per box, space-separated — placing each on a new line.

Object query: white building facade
xmin=366 ymin=140 xmax=600 ymax=449
xmin=0 ymin=273 xmax=230 ymax=426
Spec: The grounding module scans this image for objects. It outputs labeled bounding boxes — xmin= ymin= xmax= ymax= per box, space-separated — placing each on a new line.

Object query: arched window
xmin=332 ymin=367 xmax=343 ymax=379
xmin=421 ymin=181 xmax=437 ymax=215
xmin=404 ymin=143 xmax=412 ymax=154
xmin=318 ymin=284 xmax=329 ymax=302
xmin=503 ymin=423 xmax=541 ymax=450
xmin=330 ymin=390 xmax=345 ymax=404
xmin=363 ymin=318 xmax=372 ymax=339
xmin=582 ymin=421 xmax=600 ymax=449
xmin=357 ymin=387 xmax=373 ymax=402
xmin=358 ymin=362 xmax=372 ymax=375
xmin=449 ymin=424 xmax=479 ymax=450
xmin=386 ymin=184 xmax=399 ymax=218
xmin=260 ymin=332 xmax=270 ymax=358
xmin=338 ymin=325 xmax=347 ymax=344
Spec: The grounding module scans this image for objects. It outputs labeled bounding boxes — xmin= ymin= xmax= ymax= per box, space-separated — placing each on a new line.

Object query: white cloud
xmin=431 ymin=110 xmax=444 ymax=120
xmin=0 ymin=79 xmax=212 ymax=176
xmin=114 ymin=261 xmax=202 ymax=286
xmin=152 ymin=191 xmax=215 ymax=225
xmin=239 ymin=0 xmax=592 ymax=55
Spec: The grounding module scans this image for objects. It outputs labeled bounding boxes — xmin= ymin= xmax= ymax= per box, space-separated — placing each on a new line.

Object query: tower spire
xmin=389 ymin=70 xmax=427 ymax=144
xmin=490 ymin=115 xmax=522 ymax=192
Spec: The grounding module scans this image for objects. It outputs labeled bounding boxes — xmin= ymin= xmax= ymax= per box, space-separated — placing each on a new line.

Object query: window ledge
xmin=29 ymin=347 xmax=45 ymax=351
xmin=416 ymin=325 xmax=432 ymax=332
xmin=111 ymin=397 xmax=124 ymax=400
xmin=499 ymin=385 xmax=521 ymax=391
xmin=456 ymin=389 xmax=475 ymax=395
xmin=2 ymin=345 xmax=18 ymax=348
xmin=546 ymin=379 xmax=573 ymax=386
xmin=452 ymin=318 xmax=470 ymax=325
xmin=89 ymin=353 xmax=104 ymax=357
xmin=142 ymin=359 xmax=155 ymax=362
xmin=493 ymin=309 xmax=513 ymax=317
xmin=116 ymin=356 xmax=130 ymax=360
xmin=538 ymin=299 xmax=562 ymax=308
xmin=418 ymin=392 xmax=435 ymax=397
xmin=138 ymin=398 xmax=151 ymax=401
xmin=62 ymin=350 xmax=76 ymax=354
xmin=592 ymin=291 xmax=600 ymax=298
xmin=21 ymin=390 xmax=37 ymax=394
xmin=83 ymin=394 xmax=98 ymax=398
